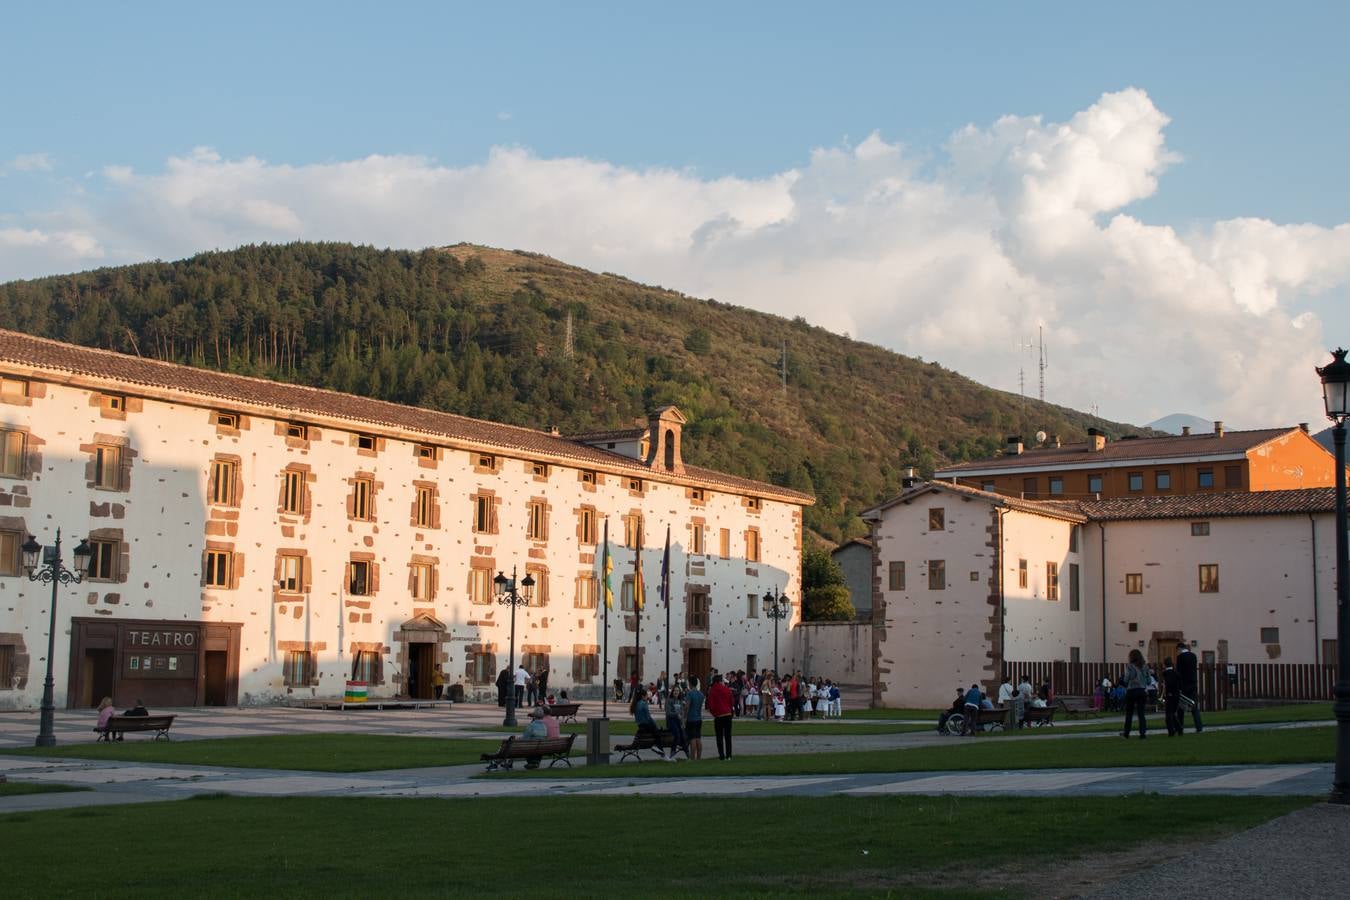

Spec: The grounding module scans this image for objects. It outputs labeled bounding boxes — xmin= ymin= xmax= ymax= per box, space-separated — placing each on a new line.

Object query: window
xmin=1070 ymin=646 xmax=1081 ymax=664
xmin=1069 ymin=525 xmax=1079 ymax=553
xmin=101 ymin=394 xmax=126 ymax=413
xmin=285 ymin=422 xmax=308 ymax=440
xmin=580 ymin=470 xmax=597 ymax=486
xmin=888 ymin=560 xmax=905 ymax=591
xmin=1198 ymin=468 xmax=1215 ymax=489
xmin=0 ymin=429 xmax=24 ymax=477
xmin=351 ymin=650 xmax=382 ymax=686
xmin=1017 ymin=559 xmax=1028 ymax=589
xmin=690 ymin=523 xmax=704 ymax=555
xmin=745 ymin=496 xmax=762 ymax=512
xmin=213 ymin=411 xmax=239 ymax=429
xmin=282 ymin=470 xmax=306 ymax=515
xmin=283 ymin=650 xmax=314 ymax=687
xmin=620 ymin=575 xmax=636 ymax=611
xmin=527 ymin=499 xmax=548 ymax=541
xmin=0 ymin=643 xmax=12 ymax=689
xmin=469 ymin=567 xmax=493 ymax=605
xmin=0 ymin=376 xmax=29 ymax=398
xmin=526 ymin=565 xmax=548 ymax=607
xmin=928 ymin=560 xmax=946 ymax=590
xmin=578 ymin=507 xmax=597 ymax=546
xmin=928 ymin=508 xmax=945 ymax=530
xmin=719 ymin=528 xmax=730 ymax=559
xmin=689 ymin=488 xmax=705 ymax=502
xmin=1128 ymin=622 xmax=1139 ymax=633
xmin=1046 ymin=562 xmax=1060 ymax=600
xmin=574 ymin=574 xmax=597 ymax=609
xmin=473 ymin=494 xmax=496 ymax=534
xmin=1155 ymin=471 xmax=1171 ymax=491
xmin=278 ymin=555 xmax=303 ymax=593
xmin=981 ymin=481 xmax=995 ymax=492
xmin=204 ymin=550 xmax=232 ymax=588
xmin=746 ymin=593 xmax=759 ymax=618
xmin=627 ymin=477 xmax=643 ymax=492
xmin=745 ymin=528 xmax=761 ymax=563
xmin=416 ymin=443 xmax=436 ymax=461
xmin=1022 ymin=477 xmax=1038 ymax=498
xmin=1125 ymin=573 xmax=1143 ymax=594
xmin=618 ymin=648 xmax=641 ymax=682
xmin=94 ymin=444 xmax=122 ymax=489
xmin=1049 ymin=477 xmax=1064 ymax=496
xmin=89 ymin=540 xmax=118 ymax=581
xmin=688 ymin=589 xmax=710 ymax=631
xmin=1127 ymin=472 xmax=1143 ymax=492
xmin=1198 ymin=564 xmax=1220 ymax=593
xmin=1260 ymin=627 xmax=1280 ymax=644
xmin=209 ymin=459 xmax=237 ymax=506
xmin=410 ymin=563 xmax=433 ymax=601
xmin=1088 ymin=474 xmax=1103 ymax=494
xmin=1224 ymin=465 xmax=1242 ymax=489
xmin=470 ymin=651 xmax=495 ymax=684
xmin=477 ymin=453 xmax=496 ymax=470
xmin=1201 ymin=650 xmax=1216 ymax=666
xmin=414 ymin=485 xmax=435 ymax=528
xmin=0 ymin=530 xmax=22 ymax=576
xmin=574 ymin=651 xmax=599 ymax=682
xmin=356 ymin=433 xmax=376 ymax=451
xmin=349 ymin=560 xmax=372 ymax=596
xmin=1191 ymin=521 xmax=1210 ymax=536
xmin=623 ymin=514 xmax=643 ymax=549
xmin=1069 ymin=563 xmax=1080 ymax=611
xmin=532 ymin=462 xmax=550 ymax=478
xmin=351 ymin=477 xmax=373 ymax=521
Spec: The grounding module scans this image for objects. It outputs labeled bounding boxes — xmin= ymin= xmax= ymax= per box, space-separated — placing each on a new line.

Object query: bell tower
xmin=644 ymin=406 xmax=687 ymax=475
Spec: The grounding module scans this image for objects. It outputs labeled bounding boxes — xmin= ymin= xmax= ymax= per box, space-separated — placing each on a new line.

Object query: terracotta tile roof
xmin=1070 ymin=488 xmax=1336 ymax=521
xmin=935 ymin=428 xmax=1302 ymax=475
xmin=0 ymin=328 xmax=813 ymax=505
xmin=564 ymin=427 xmax=648 ymax=443
xmin=864 ymin=480 xmax=1089 ymax=523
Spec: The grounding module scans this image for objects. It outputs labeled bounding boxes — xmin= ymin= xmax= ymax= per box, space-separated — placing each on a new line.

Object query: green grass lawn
xmin=0 ymin=782 xmax=89 ymax=797
xmin=960 ymin=702 xmax=1334 ymax=737
xmin=523 ymin=724 xmax=1335 ymax=778
xmin=545 ymin=719 xmax=932 ymax=737
xmin=0 ymin=793 xmax=1310 ymax=897
xmin=0 ymin=734 xmax=504 ymax=773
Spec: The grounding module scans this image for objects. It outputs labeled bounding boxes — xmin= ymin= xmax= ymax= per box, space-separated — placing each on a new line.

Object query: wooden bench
xmin=947 ymin=707 xmax=1009 ymax=735
xmin=1056 ymin=696 xmax=1100 ymax=719
xmin=94 ymin=714 xmax=176 ymax=742
xmin=546 ymin=702 xmax=582 ymax=725
xmin=1022 ymin=706 xmax=1056 ymax=727
xmin=614 ymin=728 xmax=686 ymax=762
xmin=480 ymin=733 xmax=577 ymax=772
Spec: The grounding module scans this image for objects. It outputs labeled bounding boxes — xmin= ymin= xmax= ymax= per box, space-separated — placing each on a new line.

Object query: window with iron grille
xmin=351 ymin=650 xmax=382 ymax=685
xmin=283 ymin=650 xmax=314 ymax=687
xmin=1125 ymin=573 xmax=1143 ymax=594
xmin=688 ymin=589 xmax=710 ymax=632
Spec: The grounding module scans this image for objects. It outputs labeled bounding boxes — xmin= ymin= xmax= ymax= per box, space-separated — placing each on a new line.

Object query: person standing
xmin=1176 ymin=640 xmax=1204 ymax=733
xmin=664 ymin=686 xmax=687 ymax=758
xmin=707 ymin=673 xmax=735 ymax=760
xmin=997 ymin=676 xmax=1013 ymax=707
xmin=535 ymin=666 xmax=549 ymax=706
xmin=495 ymin=666 xmax=512 ymax=708
xmin=1121 ymin=649 xmax=1150 ymax=739
xmin=1162 ymin=657 xmax=1182 ymax=736
xmin=960 ymin=683 xmax=983 ymax=736
xmin=684 ymin=677 xmax=706 ymax=760
xmin=514 ymin=661 xmax=530 ymax=709
xmin=431 ymin=665 xmax=446 ymax=701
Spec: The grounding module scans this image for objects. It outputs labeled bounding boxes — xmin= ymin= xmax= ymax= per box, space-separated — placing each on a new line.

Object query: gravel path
xmin=1084 ymin=803 xmax=1350 ymax=899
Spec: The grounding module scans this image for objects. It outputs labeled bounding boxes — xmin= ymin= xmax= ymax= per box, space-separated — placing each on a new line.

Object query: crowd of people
xmin=615 ymin=669 xmax=844 ymax=721
xmin=936 ymin=675 xmax=1053 ymax=735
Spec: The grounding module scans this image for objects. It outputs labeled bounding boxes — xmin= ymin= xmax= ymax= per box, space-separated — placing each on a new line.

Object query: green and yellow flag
xmin=633 ymin=533 xmax=645 ymax=610
xmin=602 ymin=518 xmax=614 ymax=610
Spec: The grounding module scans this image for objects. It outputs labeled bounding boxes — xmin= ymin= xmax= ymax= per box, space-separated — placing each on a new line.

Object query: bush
xmin=683 ymin=327 xmax=711 ymax=354
xmin=804 ymin=584 xmax=854 ymax=621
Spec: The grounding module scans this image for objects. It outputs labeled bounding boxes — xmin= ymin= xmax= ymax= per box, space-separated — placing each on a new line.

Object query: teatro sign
xmin=126 ymin=628 xmax=199 ymax=649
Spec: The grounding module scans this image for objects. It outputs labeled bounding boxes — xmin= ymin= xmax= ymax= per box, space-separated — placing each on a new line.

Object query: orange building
xmin=936 ymin=422 xmax=1338 ymax=500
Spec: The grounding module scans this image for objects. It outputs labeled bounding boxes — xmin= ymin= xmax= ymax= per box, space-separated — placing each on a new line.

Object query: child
xmin=773 ymin=687 xmax=786 ymax=721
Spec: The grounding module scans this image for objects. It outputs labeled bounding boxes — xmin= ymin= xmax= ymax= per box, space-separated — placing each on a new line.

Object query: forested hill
xmin=0 ymin=242 xmax=1144 ymax=541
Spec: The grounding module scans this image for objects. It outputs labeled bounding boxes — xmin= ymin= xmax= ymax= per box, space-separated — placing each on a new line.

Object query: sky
xmin=2 ymin=2 xmax=1348 ymax=429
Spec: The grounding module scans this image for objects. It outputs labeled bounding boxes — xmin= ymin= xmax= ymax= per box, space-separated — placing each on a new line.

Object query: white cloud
xmin=2 ymin=152 xmax=55 ymax=175
xmin=1 ymin=88 xmax=1347 ymax=427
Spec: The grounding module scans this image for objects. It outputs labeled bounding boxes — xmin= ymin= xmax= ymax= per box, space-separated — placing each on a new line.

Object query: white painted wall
xmin=794 ymin=621 xmax=872 ymax=684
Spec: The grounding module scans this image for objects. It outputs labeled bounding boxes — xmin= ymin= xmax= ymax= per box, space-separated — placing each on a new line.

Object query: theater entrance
xmin=67 ymin=618 xmax=242 ymax=708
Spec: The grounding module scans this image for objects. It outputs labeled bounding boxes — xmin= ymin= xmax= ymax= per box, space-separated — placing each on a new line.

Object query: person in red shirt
xmin=706 ymin=673 xmax=735 ymax=761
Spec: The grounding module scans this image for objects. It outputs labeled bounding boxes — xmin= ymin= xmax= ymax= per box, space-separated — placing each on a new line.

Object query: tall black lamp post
xmin=22 ymin=528 xmax=92 ymax=748
xmin=494 ymin=566 xmax=535 ymax=728
xmin=1317 ymin=348 xmax=1350 ymax=804
xmin=762 ymin=589 xmax=792 ymax=676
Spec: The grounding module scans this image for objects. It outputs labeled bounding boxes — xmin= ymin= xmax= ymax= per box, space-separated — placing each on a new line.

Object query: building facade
xmin=830 ymin=538 xmax=873 ymax=621
xmin=0 ymin=330 xmax=810 ymax=709
xmin=935 ymin=423 xmax=1336 ymax=500
xmin=866 ymin=481 xmax=1338 ymax=707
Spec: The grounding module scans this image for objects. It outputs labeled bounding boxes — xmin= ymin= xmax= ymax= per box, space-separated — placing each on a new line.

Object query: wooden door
xmin=203 ymin=651 xmax=228 ymax=706
xmin=687 ymin=648 xmax=711 ymax=691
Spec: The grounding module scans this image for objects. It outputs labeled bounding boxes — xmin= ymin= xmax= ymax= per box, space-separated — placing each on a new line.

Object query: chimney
xmin=548 ymin=425 xmax=560 ymax=436
xmin=1052 ymin=434 xmax=1061 ymax=448
xmin=1087 ymin=427 xmax=1106 ymax=452
xmin=901 ymin=467 xmax=920 ymax=488
xmin=1005 ymin=435 xmax=1024 ymax=456
xmin=1300 ymin=422 xmax=1310 ymax=433
xmin=1181 ymin=426 xmax=1191 ymax=436
xmin=1214 ymin=420 xmax=1225 ymax=438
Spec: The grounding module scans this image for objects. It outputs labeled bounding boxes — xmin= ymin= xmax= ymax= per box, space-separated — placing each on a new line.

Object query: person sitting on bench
xmin=519 ymin=706 xmax=556 ymax=769
xmin=123 ymin=698 xmax=149 ymax=717
xmin=95 ymin=696 xmax=119 ymax=740
xmin=632 ymin=692 xmax=675 ymax=762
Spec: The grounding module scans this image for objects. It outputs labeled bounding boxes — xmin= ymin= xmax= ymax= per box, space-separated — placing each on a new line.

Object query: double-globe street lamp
xmin=494 ymin=566 xmax=535 ymax=728
xmin=21 ymin=528 xmax=92 ymax=748
xmin=1316 ymin=348 xmax=1350 ymax=804
xmin=762 ymin=589 xmax=792 ymax=676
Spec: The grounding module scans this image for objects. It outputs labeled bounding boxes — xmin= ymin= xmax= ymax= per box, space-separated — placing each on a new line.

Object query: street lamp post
xmin=1317 ymin=348 xmax=1350 ymax=804
xmin=762 ymin=589 xmax=792 ymax=676
xmin=22 ymin=528 xmax=92 ymax=748
xmin=494 ymin=566 xmax=535 ymax=728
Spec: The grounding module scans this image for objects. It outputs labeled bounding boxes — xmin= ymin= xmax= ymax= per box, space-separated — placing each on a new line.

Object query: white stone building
xmin=0 ymin=330 xmax=809 ymax=709
xmin=865 ymin=481 xmax=1338 ymax=707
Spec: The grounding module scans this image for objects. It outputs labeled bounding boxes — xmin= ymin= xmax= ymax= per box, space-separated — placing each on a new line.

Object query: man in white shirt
xmin=997 ymin=677 xmax=1014 ymax=707
xmin=514 ymin=663 xmax=530 ymax=709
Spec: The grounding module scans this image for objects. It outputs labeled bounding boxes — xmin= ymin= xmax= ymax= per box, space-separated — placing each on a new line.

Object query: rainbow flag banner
xmin=343 ymin=680 xmax=368 ymax=703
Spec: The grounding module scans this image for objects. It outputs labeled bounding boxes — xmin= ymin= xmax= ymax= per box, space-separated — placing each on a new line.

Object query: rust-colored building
xmin=935 ymin=422 xmax=1337 ymax=500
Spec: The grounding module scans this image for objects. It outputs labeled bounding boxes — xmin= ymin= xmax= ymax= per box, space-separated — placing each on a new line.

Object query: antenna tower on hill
xmin=563 ymin=311 xmax=575 ymax=360
xmin=780 ymin=340 xmax=788 ymax=396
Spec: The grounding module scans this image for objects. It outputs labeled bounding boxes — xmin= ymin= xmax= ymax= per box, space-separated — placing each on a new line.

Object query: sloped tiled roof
xmin=1071 ymin=488 xmax=1336 ymax=521
xmin=936 ymin=428 xmax=1302 ymax=475
xmin=565 ymin=427 xmax=647 ymax=443
xmin=0 ymin=329 xmax=813 ymax=505
xmin=864 ymin=480 xmax=1089 ymax=523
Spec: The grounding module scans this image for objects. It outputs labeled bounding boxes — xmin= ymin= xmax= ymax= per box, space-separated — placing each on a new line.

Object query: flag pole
xmin=601 ymin=518 xmax=610 ymax=720
xmin=634 ymin=529 xmax=643 ymax=686
xmin=662 ymin=524 xmax=671 ymax=689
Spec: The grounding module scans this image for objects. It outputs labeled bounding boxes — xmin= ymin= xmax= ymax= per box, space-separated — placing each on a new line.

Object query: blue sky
xmin=3 ymin=2 xmax=1348 ymax=426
